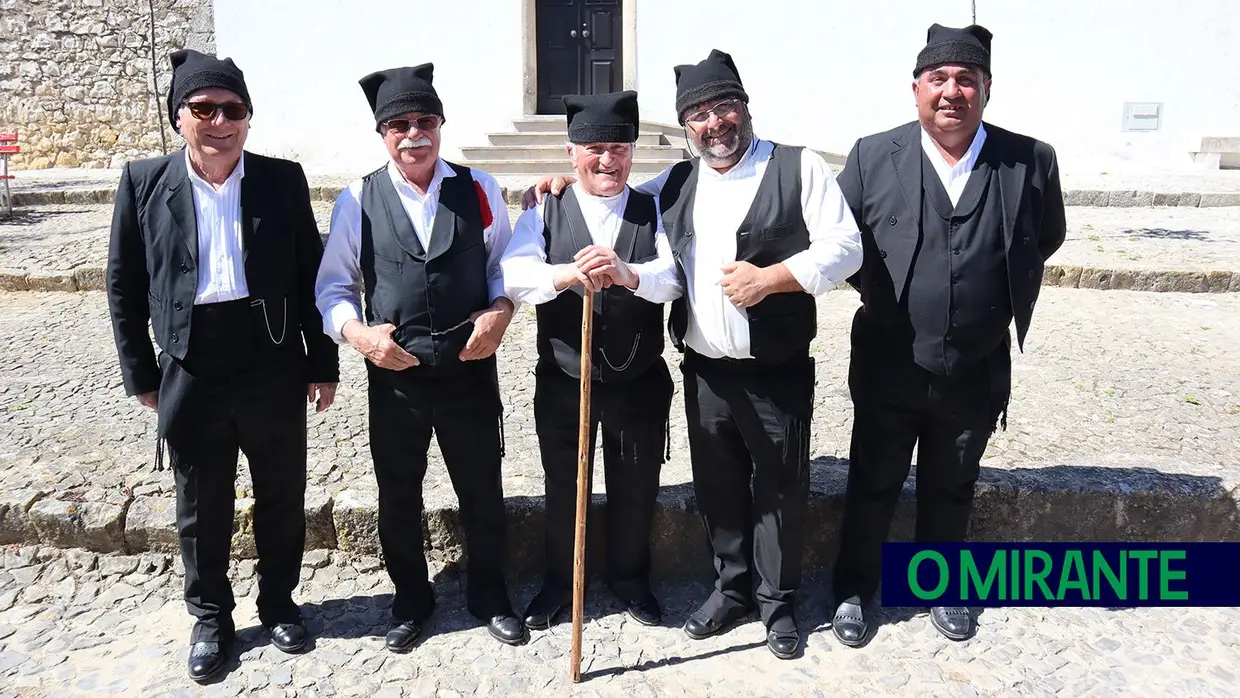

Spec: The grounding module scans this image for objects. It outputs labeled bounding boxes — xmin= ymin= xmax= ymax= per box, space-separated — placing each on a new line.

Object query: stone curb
xmin=2 ymin=468 xmax=1236 ymax=575
xmin=10 ymin=186 xmax=1240 ymax=209
xmin=4 ymin=263 xmax=1238 ymax=295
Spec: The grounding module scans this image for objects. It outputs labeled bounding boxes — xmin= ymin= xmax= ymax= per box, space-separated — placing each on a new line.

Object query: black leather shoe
xmin=187 ymin=641 xmax=227 ymax=683
xmin=683 ymin=604 xmax=748 ymax=640
xmin=267 ymin=621 xmax=307 ymax=653
xmin=487 ymin=614 xmax=529 ymax=645
xmin=385 ymin=621 xmax=422 ymax=653
xmin=831 ymin=598 xmax=868 ymax=647
xmin=625 ymin=595 xmax=662 ymax=627
xmin=930 ymin=606 xmax=974 ymax=640
xmin=522 ymin=590 xmax=567 ymax=631
xmin=767 ymin=628 xmax=800 ymax=659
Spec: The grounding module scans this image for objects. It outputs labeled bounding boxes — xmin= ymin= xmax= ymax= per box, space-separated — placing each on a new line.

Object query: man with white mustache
xmin=530 ymin=48 xmax=863 ymax=659
xmin=828 ymin=24 xmax=1066 ymax=646
xmin=315 ymin=63 xmax=526 ymax=650
xmin=501 ymin=91 xmax=681 ymax=631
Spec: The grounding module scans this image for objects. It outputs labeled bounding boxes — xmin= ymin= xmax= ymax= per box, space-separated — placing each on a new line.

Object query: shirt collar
xmin=920 ymin=123 xmax=987 ymax=176
xmin=571 ymin=182 xmax=628 ymax=209
xmin=386 ymin=157 xmax=455 ymax=200
xmin=184 ymin=148 xmax=245 ymax=189
xmin=698 ymin=137 xmax=768 ymax=181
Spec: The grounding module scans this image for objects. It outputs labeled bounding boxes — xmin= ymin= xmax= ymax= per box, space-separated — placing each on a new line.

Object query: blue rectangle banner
xmin=880 ymin=542 xmax=1240 ymax=607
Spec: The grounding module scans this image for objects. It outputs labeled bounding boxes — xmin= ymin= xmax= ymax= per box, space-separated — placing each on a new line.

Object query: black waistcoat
xmin=359 ymin=162 xmax=490 ymax=376
xmin=537 ymin=187 xmax=664 ymax=383
xmin=906 ymin=149 xmax=1012 ymax=375
xmin=659 ymin=143 xmax=815 ymax=364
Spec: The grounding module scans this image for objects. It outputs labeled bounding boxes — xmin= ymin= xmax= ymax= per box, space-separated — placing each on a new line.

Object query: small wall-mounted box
xmin=1122 ymin=102 xmax=1162 ymax=132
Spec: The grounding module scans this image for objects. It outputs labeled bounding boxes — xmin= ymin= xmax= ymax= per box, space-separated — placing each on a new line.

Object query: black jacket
xmin=836 ymin=121 xmax=1066 ymax=351
xmin=106 ymin=149 xmax=339 ymax=395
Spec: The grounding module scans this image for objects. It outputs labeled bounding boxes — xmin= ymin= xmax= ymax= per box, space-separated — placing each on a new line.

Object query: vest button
xmin=888 ymin=216 xmax=897 ymax=226
xmin=601 ymin=324 xmax=608 ymax=331
xmin=180 ymin=263 xmax=190 ymax=274
xmin=1023 ymin=236 xmax=1031 ymax=245
xmin=879 ymin=250 xmax=888 ymax=259
xmin=686 ymin=230 xmax=694 ymax=237
xmin=174 ymin=301 xmax=183 ymax=311
xmin=952 ymin=249 xmax=961 ymax=256
xmin=171 ymin=333 xmax=179 ymax=343
xmin=1028 ymin=270 xmax=1036 ymax=278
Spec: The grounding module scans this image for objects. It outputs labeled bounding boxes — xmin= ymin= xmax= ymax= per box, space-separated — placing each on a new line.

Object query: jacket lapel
xmin=164 ymin=153 xmax=198 ymax=266
xmin=239 ymin=152 xmax=262 ymax=270
xmin=991 ymin=127 xmax=1026 ymax=251
xmin=890 ymin=123 xmax=923 ymax=234
xmin=424 ymin=166 xmax=461 ymax=262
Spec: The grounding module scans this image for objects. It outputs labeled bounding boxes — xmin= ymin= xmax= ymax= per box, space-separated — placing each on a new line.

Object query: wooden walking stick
xmin=570 ymin=287 xmax=595 ymax=683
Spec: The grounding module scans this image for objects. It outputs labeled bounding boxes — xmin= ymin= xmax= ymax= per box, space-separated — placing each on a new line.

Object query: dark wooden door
xmin=536 ymin=0 xmax=622 ymax=114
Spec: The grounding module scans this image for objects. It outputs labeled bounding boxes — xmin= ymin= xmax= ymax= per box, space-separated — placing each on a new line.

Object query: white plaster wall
xmin=636 ymin=0 xmax=1240 ymax=169
xmin=211 ymin=0 xmax=524 ymax=174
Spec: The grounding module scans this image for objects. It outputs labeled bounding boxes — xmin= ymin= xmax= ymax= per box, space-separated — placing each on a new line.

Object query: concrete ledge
xmin=2 ymin=464 xmax=1235 ymax=577
xmin=9 ymin=185 xmax=1240 ymax=209
xmin=5 ymin=264 xmax=1236 ymax=295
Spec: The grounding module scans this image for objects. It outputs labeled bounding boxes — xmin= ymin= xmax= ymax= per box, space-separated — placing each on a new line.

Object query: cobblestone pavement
xmin=6 ymin=202 xmax=1240 ymax=279
xmin=1055 ymin=206 xmax=1240 ymax=272
xmin=1 ymin=288 xmax=1238 ymax=502
xmin=0 ymin=545 xmax=1238 ymax=697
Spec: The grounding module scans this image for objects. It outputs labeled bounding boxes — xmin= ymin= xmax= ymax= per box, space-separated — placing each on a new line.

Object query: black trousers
xmin=534 ymin=357 xmax=672 ymax=603
xmin=367 ymin=356 xmax=512 ymax=622
xmin=163 ymin=299 xmax=307 ymax=645
xmin=833 ymin=313 xmax=1010 ymax=604
xmin=681 ymin=349 xmax=814 ymax=630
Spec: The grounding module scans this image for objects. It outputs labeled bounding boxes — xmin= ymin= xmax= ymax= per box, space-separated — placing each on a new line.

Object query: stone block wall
xmin=0 ymin=0 xmax=214 ymax=169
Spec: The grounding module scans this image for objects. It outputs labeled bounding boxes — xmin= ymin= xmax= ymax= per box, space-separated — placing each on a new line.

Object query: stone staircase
xmin=458 ymin=115 xmax=691 ymax=177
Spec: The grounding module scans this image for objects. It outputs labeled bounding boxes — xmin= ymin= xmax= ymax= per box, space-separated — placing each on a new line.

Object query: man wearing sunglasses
xmin=106 ymin=49 xmax=339 ymax=682
xmin=501 ymin=91 xmax=681 ymax=632
xmin=315 ymin=64 xmax=524 ymax=650
xmin=828 ymin=24 xmax=1065 ymax=646
xmin=529 ymin=49 xmax=863 ymax=659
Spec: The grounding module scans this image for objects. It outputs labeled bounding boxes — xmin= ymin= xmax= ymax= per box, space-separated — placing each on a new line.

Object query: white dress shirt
xmin=638 ymin=138 xmax=863 ymax=359
xmin=314 ymin=158 xmax=513 ymax=344
xmin=920 ymin=123 xmax=988 ymax=206
xmin=501 ymin=182 xmax=682 ymax=307
xmin=186 ymin=149 xmax=249 ymax=304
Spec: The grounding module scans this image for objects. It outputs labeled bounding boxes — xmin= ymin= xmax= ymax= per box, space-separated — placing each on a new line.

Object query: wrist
xmin=492 ymin=297 xmax=515 ymax=315
xmin=341 ymin=319 xmax=365 ymax=345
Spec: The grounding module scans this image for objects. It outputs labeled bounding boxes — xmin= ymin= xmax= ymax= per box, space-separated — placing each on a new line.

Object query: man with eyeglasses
xmin=829 ymin=25 xmax=1065 ymax=646
xmin=315 ymin=63 xmax=525 ymax=650
xmin=501 ymin=91 xmax=681 ymax=632
xmin=106 ymin=49 xmax=339 ymax=682
xmin=528 ymin=49 xmax=863 ymax=659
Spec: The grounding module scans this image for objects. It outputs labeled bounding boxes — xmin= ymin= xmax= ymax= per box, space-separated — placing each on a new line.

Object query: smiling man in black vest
xmin=829 ymin=24 xmax=1066 ymax=646
xmin=106 ymin=50 xmax=340 ymax=682
xmin=315 ymin=64 xmax=525 ymax=649
xmin=501 ymin=91 xmax=682 ymax=631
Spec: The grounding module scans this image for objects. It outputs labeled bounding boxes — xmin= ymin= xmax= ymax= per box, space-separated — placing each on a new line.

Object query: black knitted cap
xmin=673 ymin=49 xmax=749 ymax=125
xmin=913 ymin=24 xmax=992 ymax=77
xmin=167 ymin=49 xmax=252 ymax=128
xmin=359 ymin=63 xmax=445 ymax=132
xmin=564 ymin=90 xmax=639 ymax=144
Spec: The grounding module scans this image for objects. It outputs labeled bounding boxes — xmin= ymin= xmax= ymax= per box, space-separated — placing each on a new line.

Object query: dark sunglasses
xmin=184 ymin=101 xmax=250 ymax=121
xmin=383 ymin=115 xmax=442 ymax=134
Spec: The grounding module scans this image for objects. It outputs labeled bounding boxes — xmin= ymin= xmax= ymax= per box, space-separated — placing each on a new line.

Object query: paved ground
xmin=6 ymin=200 xmax=1240 ymax=279
xmin=1 ymin=288 xmax=1238 ymax=503
xmin=1 ymin=544 xmax=1239 ymax=697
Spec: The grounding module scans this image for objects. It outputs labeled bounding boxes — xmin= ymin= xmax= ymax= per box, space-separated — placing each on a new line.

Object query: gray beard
xmin=696 ymin=117 xmax=754 ymax=168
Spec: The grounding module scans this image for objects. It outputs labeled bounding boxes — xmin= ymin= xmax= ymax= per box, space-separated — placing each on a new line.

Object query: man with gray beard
xmin=529 ymin=48 xmax=863 ymax=659
xmin=315 ymin=64 xmax=526 ymax=649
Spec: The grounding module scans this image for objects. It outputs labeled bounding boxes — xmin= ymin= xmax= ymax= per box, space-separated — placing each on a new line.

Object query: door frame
xmin=522 ymin=0 xmax=637 ymax=115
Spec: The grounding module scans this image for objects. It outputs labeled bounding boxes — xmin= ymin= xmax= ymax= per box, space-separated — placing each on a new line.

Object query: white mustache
xmin=397 ymin=136 xmax=432 ymax=150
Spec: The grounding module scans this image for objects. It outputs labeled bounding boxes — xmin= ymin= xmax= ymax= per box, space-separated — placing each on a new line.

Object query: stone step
xmin=487 ymin=132 xmax=667 ymax=146
xmin=450 ymin=158 xmax=681 ymax=175
xmin=460 ymin=144 xmax=688 ymax=161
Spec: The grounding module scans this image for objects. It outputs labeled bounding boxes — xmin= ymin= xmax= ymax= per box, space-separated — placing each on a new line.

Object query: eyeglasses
xmin=383 ymin=115 xmax=443 ymax=134
xmin=184 ymin=101 xmax=250 ymax=122
xmin=683 ymin=98 xmax=742 ymax=127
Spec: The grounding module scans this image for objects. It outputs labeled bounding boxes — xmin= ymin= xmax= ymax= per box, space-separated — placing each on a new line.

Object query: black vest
xmin=906 ymin=149 xmax=1012 ymax=375
xmin=359 ymin=162 xmax=490 ymax=376
xmin=537 ymin=187 xmax=665 ymax=383
xmin=660 ymin=143 xmax=815 ymax=363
